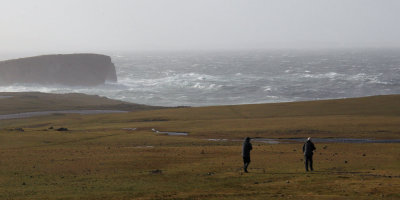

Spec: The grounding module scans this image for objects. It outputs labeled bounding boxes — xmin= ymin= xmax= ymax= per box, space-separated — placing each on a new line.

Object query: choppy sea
xmin=1 ymin=49 xmax=399 ymax=107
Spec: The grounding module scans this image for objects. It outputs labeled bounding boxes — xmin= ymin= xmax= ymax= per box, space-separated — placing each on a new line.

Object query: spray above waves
xmin=1 ymin=50 xmax=399 ymax=107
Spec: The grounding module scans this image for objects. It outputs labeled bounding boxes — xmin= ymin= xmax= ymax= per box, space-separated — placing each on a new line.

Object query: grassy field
xmin=0 ymin=92 xmax=163 ymax=114
xmin=0 ymin=94 xmax=399 ymax=199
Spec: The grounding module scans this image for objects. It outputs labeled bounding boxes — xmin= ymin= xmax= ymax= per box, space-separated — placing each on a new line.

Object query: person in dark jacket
xmin=242 ymin=137 xmax=253 ymax=173
xmin=302 ymin=137 xmax=316 ymax=171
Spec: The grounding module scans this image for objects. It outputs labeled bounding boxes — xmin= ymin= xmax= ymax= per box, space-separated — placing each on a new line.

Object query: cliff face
xmin=0 ymin=54 xmax=118 ymax=86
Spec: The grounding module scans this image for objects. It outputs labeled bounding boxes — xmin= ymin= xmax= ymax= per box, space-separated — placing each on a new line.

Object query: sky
xmin=1 ymin=0 xmax=400 ymax=54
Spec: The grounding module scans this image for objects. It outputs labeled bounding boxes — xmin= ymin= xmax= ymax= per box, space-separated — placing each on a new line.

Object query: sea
xmin=0 ymin=49 xmax=399 ymax=107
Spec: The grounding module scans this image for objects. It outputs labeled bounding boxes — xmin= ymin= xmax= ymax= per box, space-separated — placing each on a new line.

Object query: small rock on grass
xmin=150 ymin=169 xmax=162 ymax=174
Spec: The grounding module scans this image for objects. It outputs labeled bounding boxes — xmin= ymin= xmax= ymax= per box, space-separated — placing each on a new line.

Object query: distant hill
xmin=114 ymin=94 xmax=400 ymax=139
xmin=0 ymin=93 xmax=399 ymax=138
xmin=0 ymin=54 xmax=117 ymax=86
xmin=0 ymin=92 xmax=164 ymax=114
xmin=130 ymin=94 xmax=400 ymax=121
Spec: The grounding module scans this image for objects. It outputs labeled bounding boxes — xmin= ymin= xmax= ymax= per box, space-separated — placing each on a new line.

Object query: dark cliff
xmin=0 ymin=54 xmax=118 ymax=86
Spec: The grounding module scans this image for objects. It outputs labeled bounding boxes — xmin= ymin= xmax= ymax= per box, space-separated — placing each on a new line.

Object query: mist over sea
xmin=1 ymin=49 xmax=399 ymax=107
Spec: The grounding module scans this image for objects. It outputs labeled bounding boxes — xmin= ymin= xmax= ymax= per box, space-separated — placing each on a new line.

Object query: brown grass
xmin=0 ymin=92 xmax=163 ymax=114
xmin=0 ymin=94 xmax=399 ymax=199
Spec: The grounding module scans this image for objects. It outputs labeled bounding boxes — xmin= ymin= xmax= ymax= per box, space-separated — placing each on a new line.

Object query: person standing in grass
xmin=303 ymin=137 xmax=316 ymax=171
xmin=242 ymin=137 xmax=253 ymax=173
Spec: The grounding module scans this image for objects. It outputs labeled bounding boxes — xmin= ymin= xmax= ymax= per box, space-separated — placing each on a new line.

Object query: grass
xmin=0 ymin=92 xmax=163 ymax=114
xmin=0 ymin=94 xmax=399 ymax=199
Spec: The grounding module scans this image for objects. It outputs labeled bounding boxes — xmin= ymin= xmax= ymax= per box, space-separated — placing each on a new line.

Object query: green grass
xmin=0 ymin=94 xmax=399 ymax=199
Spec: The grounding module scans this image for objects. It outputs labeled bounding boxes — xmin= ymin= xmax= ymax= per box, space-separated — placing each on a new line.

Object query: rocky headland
xmin=0 ymin=54 xmax=117 ymax=86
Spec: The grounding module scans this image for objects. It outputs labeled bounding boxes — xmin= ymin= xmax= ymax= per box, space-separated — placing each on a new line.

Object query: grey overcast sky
xmin=1 ymin=0 xmax=400 ymax=53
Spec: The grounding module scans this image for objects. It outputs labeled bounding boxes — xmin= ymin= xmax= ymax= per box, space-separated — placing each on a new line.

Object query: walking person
xmin=303 ymin=137 xmax=316 ymax=171
xmin=242 ymin=137 xmax=253 ymax=173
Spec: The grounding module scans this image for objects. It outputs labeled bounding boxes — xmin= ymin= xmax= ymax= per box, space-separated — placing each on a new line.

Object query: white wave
xmin=347 ymin=73 xmax=387 ymax=84
xmin=265 ymin=95 xmax=279 ymax=99
xmin=117 ymin=72 xmax=223 ymax=91
xmin=297 ymin=71 xmax=388 ymax=85
xmin=263 ymin=86 xmax=272 ymax=92
xmin=192 ymin=83 xmax=222 ymax=90
xmin=301 ymin=72 xmax=341 ymax=79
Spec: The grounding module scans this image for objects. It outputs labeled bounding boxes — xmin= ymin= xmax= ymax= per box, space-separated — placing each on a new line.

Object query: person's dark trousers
xmin=243 ymin=156 xmax=250 ymax=172
xmin=305 ymin=155 xmax=313 ymax=171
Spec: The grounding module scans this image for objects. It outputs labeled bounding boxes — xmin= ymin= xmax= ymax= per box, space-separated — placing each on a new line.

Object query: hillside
xmin=2 ymin=94 xmax=399 ymax=139
xmin=0 ymin=92 xmax=164 ymax=114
